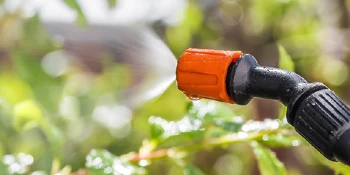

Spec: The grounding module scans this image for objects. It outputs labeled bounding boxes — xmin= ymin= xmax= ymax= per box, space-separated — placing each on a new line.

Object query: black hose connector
xmin=226 ymin=54 xmax=350 ymax=165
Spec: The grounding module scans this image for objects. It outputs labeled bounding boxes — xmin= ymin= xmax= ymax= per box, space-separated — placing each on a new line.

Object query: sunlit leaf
xmin=278 ymin=45 xmax=295 ymax=72
xmin=333 ymin=163 xmax=350 ymax=175
xmin=13 ymin=100 xmax=42 ymax=131
xmin=0 ymin=74 xmax=33 ymax=105
xmin=278 ymin=105 xmax=287 ymax=121
xmin=63 ymin=0 xmax=87 ymax=26
xmin=86 ymin=149 xmax=145 ymax=175
xmin=184 ymin=165 xmax=206 ymax=175
xmin=251 ymin=142 xmax=287 ymax=175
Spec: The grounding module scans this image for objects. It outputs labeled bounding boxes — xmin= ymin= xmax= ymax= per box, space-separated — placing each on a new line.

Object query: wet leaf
xmin=251 ymin=142 xmax=286 ymax=175
xmin=278 ymin=45 xmax=295 ymax=72
xmin=188 ymin=101 xmax=243 ymax=132
xmin=258 ymin=133 xmax=301 ymax=148
xmin=184 ymin=165 xmax=206 ymax=175
xmin=13 ymin=100 xmax=42 ymax=131
xmin=86 ymin=149 xmax=145 ymax=175
xmin=188 ymin=101 xmax=233 ymax=121
xmin=148 ymin=116 xmax=204 ymax=142
xmin=1 ymin=153 xmax=34 ymax=175
xmin=149 ymin=101 xmax=243 ymax=142
xmin=241 ymin=119 xmax=280 ymax=132
xmin=63 ymin=0 xmax=87 ymax=26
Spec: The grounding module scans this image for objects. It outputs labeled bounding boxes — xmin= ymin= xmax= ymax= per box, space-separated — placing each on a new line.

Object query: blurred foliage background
xmin=0 ymin=0 xmax=349 ymax=174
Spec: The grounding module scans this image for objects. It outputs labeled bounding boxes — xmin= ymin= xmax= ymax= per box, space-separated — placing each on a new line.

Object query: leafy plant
xmin=0 ymin=0 xmax=349 ymax=175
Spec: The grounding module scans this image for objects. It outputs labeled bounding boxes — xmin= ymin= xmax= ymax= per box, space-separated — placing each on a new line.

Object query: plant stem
xmin=124 ymin=129 xmax=290 ymax=162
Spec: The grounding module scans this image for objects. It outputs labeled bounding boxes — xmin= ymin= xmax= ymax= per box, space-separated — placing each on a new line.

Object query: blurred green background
xmin=0 ymin=0 xmax=349 ymax=174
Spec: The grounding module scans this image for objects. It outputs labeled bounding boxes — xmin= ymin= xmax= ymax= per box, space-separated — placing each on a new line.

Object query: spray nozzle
xmin=176 ymin=48 xmax=350 ymax=165
xmin=176 ymin=48 xmax=242 ymax=103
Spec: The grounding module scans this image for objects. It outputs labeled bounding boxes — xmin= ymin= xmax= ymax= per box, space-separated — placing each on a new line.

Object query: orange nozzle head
xmin=176 ymin=48 xmax=242 ymax=103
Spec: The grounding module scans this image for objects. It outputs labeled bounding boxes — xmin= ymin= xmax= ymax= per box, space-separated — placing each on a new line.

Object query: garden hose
xmin=176 ymin=48 xmax=350 ymax=165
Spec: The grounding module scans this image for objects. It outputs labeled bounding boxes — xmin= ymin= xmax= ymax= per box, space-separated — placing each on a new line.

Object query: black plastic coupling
xmin=226 ymin=54 xmax=350 ymax=165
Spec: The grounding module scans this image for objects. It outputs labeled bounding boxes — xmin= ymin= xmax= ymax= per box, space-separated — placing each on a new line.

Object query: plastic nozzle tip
xmin=176 ymin=48 xmax=242 ymax=103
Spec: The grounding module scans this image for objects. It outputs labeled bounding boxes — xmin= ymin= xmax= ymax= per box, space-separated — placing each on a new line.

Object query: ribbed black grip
xmin=293 ymin=89 xmax=350 ymax=162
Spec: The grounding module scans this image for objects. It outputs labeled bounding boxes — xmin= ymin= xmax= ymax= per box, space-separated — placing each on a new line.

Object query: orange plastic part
xmin=176 ymin=48 xmax=242 ymax=103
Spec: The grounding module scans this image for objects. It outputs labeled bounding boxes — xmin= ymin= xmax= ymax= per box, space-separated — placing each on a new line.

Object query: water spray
xmin=176 ymin=48 xmax=350 ymax=165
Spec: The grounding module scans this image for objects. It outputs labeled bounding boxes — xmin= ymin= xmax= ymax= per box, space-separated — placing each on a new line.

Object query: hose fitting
xmin=176 ymin=48 xmax=350 ymax=165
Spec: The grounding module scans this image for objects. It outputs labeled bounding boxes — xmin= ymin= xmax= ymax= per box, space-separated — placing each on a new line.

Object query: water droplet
xmin=139 ymin=160 xmax=150 ymax=167
xmin=292 ymin=140 xmax=300 ymax=147
xmin=187 ymin=94 xmax=201 ymax=101
xmin=237 ymin=132 xmax=248 ymax=139
xmin=262 ymin=134 xmax=269 ymax=141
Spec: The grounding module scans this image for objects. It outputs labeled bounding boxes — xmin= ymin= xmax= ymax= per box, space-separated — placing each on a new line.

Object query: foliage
xmin=0 ymin=0 xmax=349 ymax=175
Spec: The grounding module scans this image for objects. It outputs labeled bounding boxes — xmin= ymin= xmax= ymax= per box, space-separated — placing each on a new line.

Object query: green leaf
xmin=278 ymin=105 xmax=287 ymax=121
xmin=13 ymin=99 xmax=43 ymax=131
xmin=107 ymin=0 xmax=117 ymax=8
xmin=313 ymin=150 xmax=350 ymax=175
xmin=0 ymin=73 xmax=33 ymax=105
xmin=46 ymin=125 xmax=64 ymax=158
xmin=63 ymin=0 xmax=87 ymax=26
xmin=184 ymin=165 xmax=206 ymax=175
xmin=21 ymin=14 xmax=54 ymax=53
xmin=251 ymin=142 xmax=287 ymax=175
xmin=188 ymin=101 xmax=243 ymax=132
xmin=182 ymin=2 xmax=203 ymax=33
xmin=12 ymin=51 xmax=63 ymax=113
xmin=333 ymin=163 xmax=350 ymax=175
xmin=149 ymin=101 xmax=243 ymax=142
xmin=241 ymin=119 xmax=281 ymax=132
xmin=148 ymin=116 xmax=204 ymax=142
xmin=258 ymin=133 xmax=301 ymax=148
xmin=166 ymin=2 xmax=202 ymax=55
xmin=278 ymin=45 xmax=295 ymax=71
xmin=86 ymin=149 xmax=146 ymax=175
xmin=188 ymin=101 xmax=234 ymax=121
